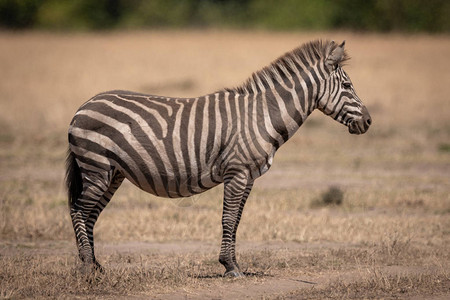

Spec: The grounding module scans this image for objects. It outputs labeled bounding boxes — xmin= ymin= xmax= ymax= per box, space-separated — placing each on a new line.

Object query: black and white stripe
xmin=66 ymin=40 xmax=371 ymax=276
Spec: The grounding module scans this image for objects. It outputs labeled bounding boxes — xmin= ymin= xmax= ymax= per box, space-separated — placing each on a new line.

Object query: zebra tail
xmin=65 ymin=148 xmax=82 ymax=208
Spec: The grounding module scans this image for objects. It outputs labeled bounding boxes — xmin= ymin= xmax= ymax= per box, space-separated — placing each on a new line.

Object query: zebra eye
xmin=342 ymin=82 xmax=352 ymax=89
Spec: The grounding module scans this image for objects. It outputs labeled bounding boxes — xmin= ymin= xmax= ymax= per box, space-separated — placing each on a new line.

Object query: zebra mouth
xmin=348 ymin=120 xmax=364 ymax=135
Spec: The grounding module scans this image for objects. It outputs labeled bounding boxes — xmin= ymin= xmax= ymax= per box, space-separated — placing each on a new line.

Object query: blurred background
xmin=1 ymin=0 xmax=449 ymax=32
xmin=0 ymin=0 xmax=449 ymax=238
xmin=0 ymin=0 xmax=449 ymax=232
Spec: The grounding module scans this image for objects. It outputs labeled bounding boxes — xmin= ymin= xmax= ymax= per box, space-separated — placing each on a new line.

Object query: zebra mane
xmin=225 ymin=40 xmax=350 ymax=94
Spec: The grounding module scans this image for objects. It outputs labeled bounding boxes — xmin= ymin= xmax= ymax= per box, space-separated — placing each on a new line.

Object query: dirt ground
xmin=0 ymin=30 xmax=449 ymax=299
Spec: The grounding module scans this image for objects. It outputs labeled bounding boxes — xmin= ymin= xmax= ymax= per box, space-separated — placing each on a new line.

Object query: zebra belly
xmin=123 ymin=164 xmax=222 ymax=198
xmin=118 ymin=137 xmax=222 ymax=198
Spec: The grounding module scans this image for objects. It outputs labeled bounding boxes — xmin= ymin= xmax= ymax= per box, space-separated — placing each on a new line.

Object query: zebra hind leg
xmin=69 ymin=168 xmax=115 ymax=274
xmin=85 ymin=172 xmax=125 ymax=272
xmin=219 ymin=170 xmax=251 ymax=277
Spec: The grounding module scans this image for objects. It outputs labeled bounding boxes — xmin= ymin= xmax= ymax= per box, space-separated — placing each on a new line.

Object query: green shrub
xmin=0 ymin=0 xmax=449 ymax=32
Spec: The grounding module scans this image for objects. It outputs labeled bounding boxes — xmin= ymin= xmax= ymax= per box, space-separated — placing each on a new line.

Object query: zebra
xmin=66 ymin=40 xmax=371 ymax=277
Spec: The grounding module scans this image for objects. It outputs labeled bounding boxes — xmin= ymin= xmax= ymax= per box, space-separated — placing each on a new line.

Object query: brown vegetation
xmin=0 ymin=30 xmax=449 ymax=299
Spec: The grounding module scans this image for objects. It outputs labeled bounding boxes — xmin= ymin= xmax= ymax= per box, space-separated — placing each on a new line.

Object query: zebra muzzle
xmin=348 ymin=107 xmax=371 ymax=135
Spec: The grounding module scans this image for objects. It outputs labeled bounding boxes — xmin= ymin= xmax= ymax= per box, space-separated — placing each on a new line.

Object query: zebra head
xmin=317 ymin=41 xmax=372 ymax=135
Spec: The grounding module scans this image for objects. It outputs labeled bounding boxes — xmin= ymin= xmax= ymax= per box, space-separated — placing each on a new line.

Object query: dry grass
xmin=0 ymin=30 xmax=449 ymax=298
xmin=285 ymin=271 xmax=450 ymax=299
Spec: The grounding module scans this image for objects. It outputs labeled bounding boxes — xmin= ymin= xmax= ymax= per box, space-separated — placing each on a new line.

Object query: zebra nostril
xmin=366 ymin=118 xmax=372 ymax=126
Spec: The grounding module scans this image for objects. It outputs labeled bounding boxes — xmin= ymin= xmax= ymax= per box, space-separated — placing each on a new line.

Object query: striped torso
xmin=69 ymin=90 xmax=277 ymax=198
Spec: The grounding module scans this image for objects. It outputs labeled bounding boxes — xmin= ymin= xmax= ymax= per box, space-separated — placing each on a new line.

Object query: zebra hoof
xmin=223 ymin=270 xmax=245 ymax=278
xmin=77 ymin=262 xmax=104 ymax=278
xmin=76 ymin=265 xmax=104 ymax=283
xmin=94 ymin=261 xmax=105 ymax=274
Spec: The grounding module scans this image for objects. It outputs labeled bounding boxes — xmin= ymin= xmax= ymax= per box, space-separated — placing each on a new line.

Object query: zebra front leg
xmin=219 ymin=170 xmax=250 ymax=277
xmin=230 ymin=182 xmax=253 ymax=274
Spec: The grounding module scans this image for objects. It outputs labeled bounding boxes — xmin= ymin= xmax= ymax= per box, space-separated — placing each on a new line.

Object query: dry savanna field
xmin=0 ymin=31 xmax=449 ymax=299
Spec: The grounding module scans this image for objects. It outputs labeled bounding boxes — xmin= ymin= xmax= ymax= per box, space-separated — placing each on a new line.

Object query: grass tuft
xmin=438 ymin=143 xmax=450 ymax=153
xmin=310 ymin=186 xmax=344 ymax=207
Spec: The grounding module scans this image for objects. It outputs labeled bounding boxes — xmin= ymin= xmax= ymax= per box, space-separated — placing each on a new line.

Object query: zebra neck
xmin=259 ymin=81 xmax=317 ymax=145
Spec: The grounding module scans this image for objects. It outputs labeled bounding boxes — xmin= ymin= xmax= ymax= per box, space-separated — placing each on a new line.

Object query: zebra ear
xmin=326 ymin=40 xmax=345 ymax=70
